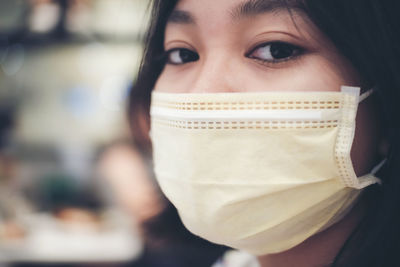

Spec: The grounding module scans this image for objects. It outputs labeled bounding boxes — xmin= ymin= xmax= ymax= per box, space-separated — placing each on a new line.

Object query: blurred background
xmin=0 ymin=0 xmax=152 ymax=265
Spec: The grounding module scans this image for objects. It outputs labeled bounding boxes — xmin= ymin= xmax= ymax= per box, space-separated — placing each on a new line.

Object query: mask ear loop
xmin=359 ymin=87 xmax=386 ymax=185
xmin=359 ymin=88 xmax=375 ymax=103
xmin=371 ymin=158 xmax=387 ymax=176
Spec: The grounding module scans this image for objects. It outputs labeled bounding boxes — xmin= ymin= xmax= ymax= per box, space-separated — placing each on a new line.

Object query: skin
xmin=97 ymin=144 xmax=164 ymax=224
xmin=153 ymin=0 xmax=383 ymax=266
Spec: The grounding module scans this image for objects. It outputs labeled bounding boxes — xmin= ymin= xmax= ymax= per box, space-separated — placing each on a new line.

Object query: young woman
xmin=129 ymin=0 xmax=400 ymax=266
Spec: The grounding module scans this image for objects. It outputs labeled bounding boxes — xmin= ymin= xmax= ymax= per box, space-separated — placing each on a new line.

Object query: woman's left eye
xmin=246 ymin=42 xmax=303 ymax=63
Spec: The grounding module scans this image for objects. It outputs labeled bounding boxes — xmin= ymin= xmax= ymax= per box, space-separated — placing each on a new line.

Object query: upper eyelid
xmin=163 ymin=47 xmax=198 ymax=57
xmin=165 ymin=47 xmax=184 ymax=53
xmin=164 ymin=39 xmax=197 ymax=51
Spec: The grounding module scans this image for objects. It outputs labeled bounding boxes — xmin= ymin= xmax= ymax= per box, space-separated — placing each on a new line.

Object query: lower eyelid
xmin=251 ymin=53 xmax=305 ymax=69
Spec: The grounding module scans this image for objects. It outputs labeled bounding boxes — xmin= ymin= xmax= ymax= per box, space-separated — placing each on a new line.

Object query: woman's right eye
xmin=165 ymin=48 xmax=199 ymax=65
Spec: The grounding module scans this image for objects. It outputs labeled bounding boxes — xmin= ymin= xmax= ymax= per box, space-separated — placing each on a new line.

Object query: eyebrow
xmin=167 ymin=0 xmax=302 ymax=25
xmin=231 ymin=0 xmax=303 ymax=20
xmin=168 ymin=9 xmax=195 ymax=24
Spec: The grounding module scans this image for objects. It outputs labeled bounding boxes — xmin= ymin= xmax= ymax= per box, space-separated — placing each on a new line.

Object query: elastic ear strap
xmin=359 ymin=89 xmax=375 ymax=103
xmin=371 ymin=158 xmax=387 ymax=175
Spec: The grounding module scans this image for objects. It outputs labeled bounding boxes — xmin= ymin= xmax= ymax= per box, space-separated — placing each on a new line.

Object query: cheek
xmin=241 ymin=56 xmax=360 ymax=93
xmin=154 ymin=66 xmax=201 ymax=93
xmin=351 ymin=99 xmax=381 ymax=176
xmin=154 ymin=71 xmax=179 ymax=93
xmin=288 ymin=56 xmax=361 ymax=92
xmin=153 ymin=74 xmax=166 ymax=92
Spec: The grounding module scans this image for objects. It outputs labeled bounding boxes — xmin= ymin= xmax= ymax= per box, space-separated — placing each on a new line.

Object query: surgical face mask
xmin=149 ymin=86 xmax=381 ymax=255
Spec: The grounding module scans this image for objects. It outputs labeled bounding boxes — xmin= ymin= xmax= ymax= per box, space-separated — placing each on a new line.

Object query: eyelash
xmin=163 ymin=47 xmax=199 ymax=65
xmin=162 ymin=41 xmax=305 ymax=66
xmin=246 ymin=41 xmax=304 ymax=65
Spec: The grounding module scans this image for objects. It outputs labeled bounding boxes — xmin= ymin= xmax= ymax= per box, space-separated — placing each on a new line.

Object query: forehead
xmin=169 ymin=0 xmax=304 ymax=25
xmin=165 ymin=0 xmax=314 ymax=45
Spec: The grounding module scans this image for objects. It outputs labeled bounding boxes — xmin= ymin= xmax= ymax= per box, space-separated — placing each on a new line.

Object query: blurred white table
xmin=0 ymin=210 xmax=143 ymax=264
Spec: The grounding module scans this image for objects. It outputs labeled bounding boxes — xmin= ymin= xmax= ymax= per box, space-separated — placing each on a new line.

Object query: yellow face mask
xmin=149 ymin=86 xmax=381 ymax=255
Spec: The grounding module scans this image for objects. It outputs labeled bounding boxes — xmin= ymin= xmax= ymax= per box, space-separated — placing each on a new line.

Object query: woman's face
xmin=154 ymin=0 xmax=381 ymax=175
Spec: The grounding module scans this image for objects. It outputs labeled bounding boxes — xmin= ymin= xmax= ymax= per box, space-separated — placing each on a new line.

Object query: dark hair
xmin=128 ymin=1 xmax=176 ymax=155
xmin=128 ymin=1 xmax=400 ymax=266
xmin=128 ymin=4 xmax=229 ymax=262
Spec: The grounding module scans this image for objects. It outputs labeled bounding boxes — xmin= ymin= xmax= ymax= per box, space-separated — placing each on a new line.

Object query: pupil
xmin=270 ymin=43 xmax=294 ymax=59
xmin=180 ymin=49 xmax=198 ymax=62
xmin=180 ymin=50 xmax=190 ymax=61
